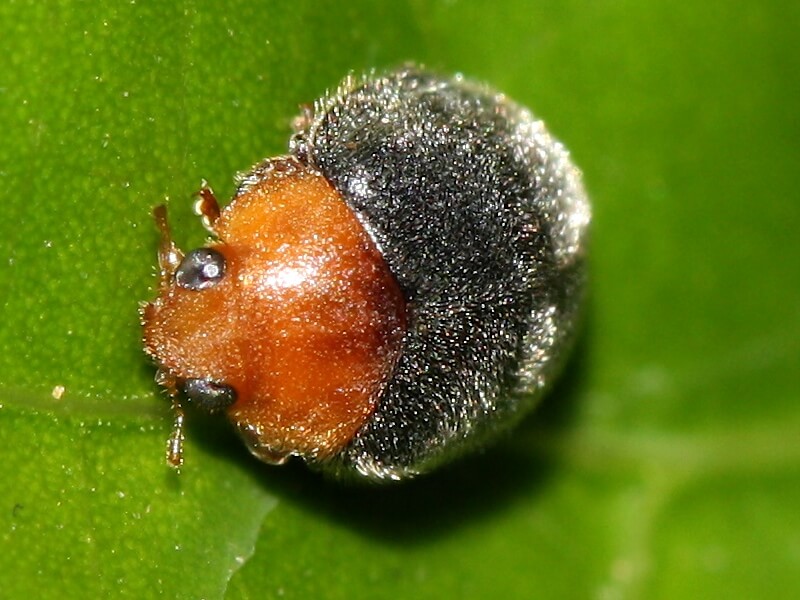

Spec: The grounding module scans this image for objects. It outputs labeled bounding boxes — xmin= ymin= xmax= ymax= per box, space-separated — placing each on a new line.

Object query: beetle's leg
xmin=153 ymin=205 xmax=183 ymax=294
xmin=194 ymin=180 xmax=222 ymax=235
xmin=166 ymin=400 xmax=186 ymax=469
xmin=156 ymin=367 xmax=186 ymax=469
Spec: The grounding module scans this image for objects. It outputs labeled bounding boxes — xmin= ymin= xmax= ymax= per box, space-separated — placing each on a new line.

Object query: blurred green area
xmin=1 ymin=1 xmax=798 ymax=598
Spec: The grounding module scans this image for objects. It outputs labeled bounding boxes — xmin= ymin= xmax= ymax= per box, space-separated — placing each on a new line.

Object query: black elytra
xmin=285 ymin=67 xmax=590 ymax=480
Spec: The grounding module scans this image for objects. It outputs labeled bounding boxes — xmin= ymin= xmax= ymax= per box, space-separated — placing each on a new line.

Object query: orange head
xmin=141 ymin=158 xmax=406 ymax=467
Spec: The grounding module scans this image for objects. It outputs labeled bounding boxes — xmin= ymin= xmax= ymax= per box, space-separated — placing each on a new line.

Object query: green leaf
xmin=2 ymin=1 xmax=798 ymax=598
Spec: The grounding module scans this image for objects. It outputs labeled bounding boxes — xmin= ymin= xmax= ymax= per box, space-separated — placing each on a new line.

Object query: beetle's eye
xmin=175 ymin=248 xmax=226 ymax=290
xmin=181 ymin=378 xmax=237 ymax=412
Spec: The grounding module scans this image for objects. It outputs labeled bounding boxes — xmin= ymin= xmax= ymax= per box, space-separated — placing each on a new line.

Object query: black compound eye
xmin=175 ymin=248 xmax=226 ymax=290
xmin=181 ymin=378 xmax=237 ymax=412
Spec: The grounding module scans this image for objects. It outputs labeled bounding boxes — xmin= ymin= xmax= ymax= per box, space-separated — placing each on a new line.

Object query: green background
xmin=2 ymin=1 xmax=798 ymax=598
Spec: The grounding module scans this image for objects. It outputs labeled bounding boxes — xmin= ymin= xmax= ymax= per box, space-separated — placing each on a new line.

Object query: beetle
xmin=141 ymin=66 xmax=590 ymax=481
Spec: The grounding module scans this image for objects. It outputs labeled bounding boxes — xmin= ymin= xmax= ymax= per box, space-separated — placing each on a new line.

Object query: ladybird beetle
xmin=141 ymin=66 xmax=590 ymax=481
